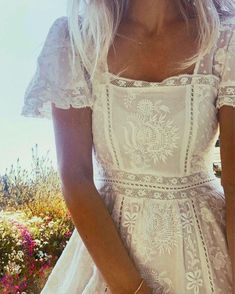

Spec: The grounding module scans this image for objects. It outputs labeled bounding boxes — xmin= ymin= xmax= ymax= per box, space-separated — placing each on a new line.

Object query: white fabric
xmin=21 ymin=17 xmax=93 ymax=119
xmin=21 ymin=16 xmax=235 ymax=293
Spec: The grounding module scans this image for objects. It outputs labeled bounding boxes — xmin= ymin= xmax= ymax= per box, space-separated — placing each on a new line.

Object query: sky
xmin=0 ymin=0 xmax=67 ymax=174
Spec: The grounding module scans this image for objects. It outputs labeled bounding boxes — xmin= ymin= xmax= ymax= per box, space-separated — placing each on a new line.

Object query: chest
xmin=107 ymin=24 xmax=199 ymax=83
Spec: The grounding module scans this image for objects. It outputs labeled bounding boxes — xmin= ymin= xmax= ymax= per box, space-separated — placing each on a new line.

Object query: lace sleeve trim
xmin=21 ymin=67 xmax=93 ymax=119
xmin=216 ymin=85 xmax=235 ymax=109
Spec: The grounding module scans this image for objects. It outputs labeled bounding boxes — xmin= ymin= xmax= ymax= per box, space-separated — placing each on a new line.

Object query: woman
xmin=21 ymin=0 xmax=235 ymax=293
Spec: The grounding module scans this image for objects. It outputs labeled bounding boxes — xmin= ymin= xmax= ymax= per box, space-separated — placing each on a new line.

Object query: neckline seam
xmin=104 ymin=56 xmax=203 ymax=86
xmin=103 ymin=22 xmax=225 ymax=86
xmin=104 ymin=73 xmax=220 ymax=90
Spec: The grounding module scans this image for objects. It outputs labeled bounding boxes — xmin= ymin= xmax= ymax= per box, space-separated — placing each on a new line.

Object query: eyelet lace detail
xmin=94 ymin=168 xmax=218 ymax=200
xmin=107 ymin=73 xmax=220 ymax=88
xmin=216 ymin=85 xmax=235 ymax=108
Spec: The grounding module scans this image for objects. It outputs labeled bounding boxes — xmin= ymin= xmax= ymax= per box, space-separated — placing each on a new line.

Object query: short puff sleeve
xmin=21 ymin=17 xmax=93 ymax=119
xmin=216 ymin=24 xmax=235 ymax=110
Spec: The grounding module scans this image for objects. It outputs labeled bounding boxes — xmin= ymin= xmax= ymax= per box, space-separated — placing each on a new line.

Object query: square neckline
xmin=101 ymin=24 xmax=225 ymax=87
xmin=104 ymin=58 xmax=220 ymax=88
xmin=105 ymin=53 xmax=202 ymax=86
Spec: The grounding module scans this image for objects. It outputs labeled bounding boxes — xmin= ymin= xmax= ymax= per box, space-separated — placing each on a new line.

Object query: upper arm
xmin=20 ymin=16 xmax=95 ymax=188
xmin=51 ymin=104 xmax=94 ymax=186
xmin=218 ymin=106 xmax=235 ymax=187
xmin=215 ymin=22 xmax=235 ymax=187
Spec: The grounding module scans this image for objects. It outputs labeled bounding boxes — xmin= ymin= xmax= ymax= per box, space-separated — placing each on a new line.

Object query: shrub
xmin=0 ymin=144 xmax=74 ymax=293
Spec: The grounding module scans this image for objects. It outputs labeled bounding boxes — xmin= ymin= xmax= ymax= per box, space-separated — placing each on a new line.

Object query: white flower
xmin=123 ymin=95 xmax=136 ymax=108
xmin=30 ymin=216 xmax=43 ymax=222
xmin=186 ymin=269 xmax=203 ymax=293
xmin=181 ymin=210 xmax=193 ymax=233
xmin=123 ymin=211 xmax=138 ymax=234
xmin=48 ymin=221 xmax=54 ymax=228
xmin=136 ymin=99 xmax=154 ymax=116
xmin=38 ymin=250 xmax=44 ymax=258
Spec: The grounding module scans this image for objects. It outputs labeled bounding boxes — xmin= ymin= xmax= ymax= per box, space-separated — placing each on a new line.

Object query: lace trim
xmin=218 ymin=85 xmax=235 ymax=96
xmin=21 ymin=98 xmax=93 ymax=119
xmin=107 ymin=73 xmax=220 ymax=88
xmin=216 ymin=85 xmax=235 ymax=109
xmin=216 ymin=97 xmax=235 ymax=109
xmin=184 ymin=85 xmax=195 ymax=173
xmin=21 ymin=74 xmax=93 ymax=119
xmin=94 ymin=169 xmax=218 ymax=200
xmin=105 ymin=85 xmax=120 ymax=167
xmin=96 ymin=179 xmax=220 ymax=200
xmin=94 ymin=168 xmax=216 ymax=187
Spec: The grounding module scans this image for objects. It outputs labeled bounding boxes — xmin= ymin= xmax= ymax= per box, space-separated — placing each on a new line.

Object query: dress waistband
xmin=94 ymin=169 xmax=222 ymax=200
xmin=94 ymin=169 xmax=217 ymax=190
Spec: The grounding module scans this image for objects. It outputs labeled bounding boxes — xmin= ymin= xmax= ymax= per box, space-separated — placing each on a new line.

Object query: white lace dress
xmin=21 ymin=16 xmax=235 ymax=294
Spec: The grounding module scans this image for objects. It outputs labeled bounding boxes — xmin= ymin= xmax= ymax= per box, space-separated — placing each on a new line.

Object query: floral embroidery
xmin=139 ymin=202 xmax=183 ymax=255
xmin=139 ymin=267 xmax=174 ymax=294
xmin=108 ymin=73 xmax=219 ymax=88
xmin=123 ymin=94 xmax=136 ymax=109
xmin=181 ymin=210 xmax=194 ymax=234
xmin=122 ymin=203 xmax=140 ymax=234
xmin=212 ymin=251 xmax=227 ymax=271
xmin=186 ymin=269 xmax=203 ymax=293
xmin=122 ymin=99 xmax=180 ymax=168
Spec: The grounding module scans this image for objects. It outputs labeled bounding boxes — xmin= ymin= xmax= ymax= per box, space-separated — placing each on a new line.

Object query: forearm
xmin=61 ymin=180 xmax=149 ymax=294
xmin=224 ymin=185 xmax=235 ymax=286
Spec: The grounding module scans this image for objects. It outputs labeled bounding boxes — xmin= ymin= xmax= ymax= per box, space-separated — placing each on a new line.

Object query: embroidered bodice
xmin=21 ymin=16 xmax=235 ymax=182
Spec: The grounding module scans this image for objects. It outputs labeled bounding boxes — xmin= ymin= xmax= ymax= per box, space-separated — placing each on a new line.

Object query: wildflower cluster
xmin=0 ymin=144 xmax=74 ymax=293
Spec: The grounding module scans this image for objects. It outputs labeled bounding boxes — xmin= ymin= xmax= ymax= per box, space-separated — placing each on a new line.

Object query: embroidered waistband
xmin=94 ymin=169 xmax=217 ymax=190
xmin=94 ymin=169 xmax=221 ymax=200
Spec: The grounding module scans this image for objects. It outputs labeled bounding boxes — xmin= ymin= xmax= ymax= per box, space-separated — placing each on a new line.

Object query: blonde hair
xmin=66 ymin=0 xmax=235 ymax=81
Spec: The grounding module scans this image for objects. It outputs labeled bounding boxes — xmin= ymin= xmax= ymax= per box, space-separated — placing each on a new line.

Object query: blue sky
xmin=0 ymin=0 xmax=67 ymax=174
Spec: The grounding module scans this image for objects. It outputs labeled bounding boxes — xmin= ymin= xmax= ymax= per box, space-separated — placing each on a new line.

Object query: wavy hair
xmin=67 ymin=0 xmax=235 ymax=81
